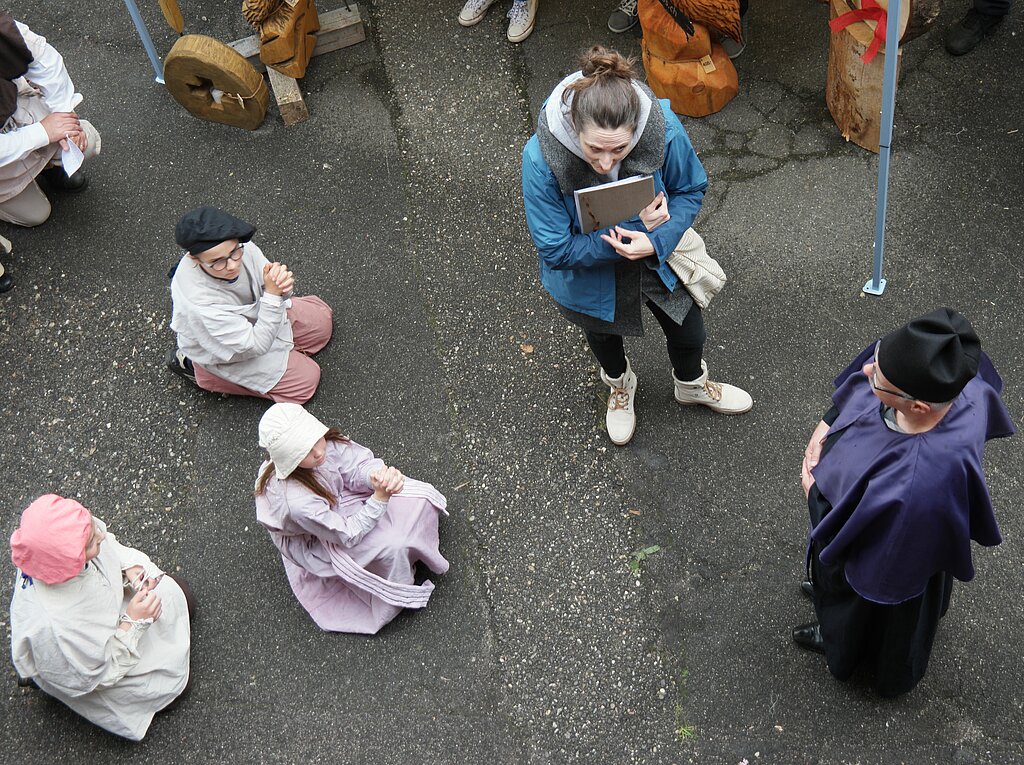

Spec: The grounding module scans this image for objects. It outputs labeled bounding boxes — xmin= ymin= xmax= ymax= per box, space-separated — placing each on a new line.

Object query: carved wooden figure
xmin=242 ymin=0 xmax=321 ymax=79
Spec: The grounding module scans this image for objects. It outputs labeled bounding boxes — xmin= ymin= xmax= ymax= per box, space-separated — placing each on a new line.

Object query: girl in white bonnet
xmin=254 ymin=403 xmax=449 ymax=634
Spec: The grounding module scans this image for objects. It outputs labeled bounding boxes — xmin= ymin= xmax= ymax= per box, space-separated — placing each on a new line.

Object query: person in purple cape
xmin=794 ymin=308 xmax=1015 ymax=697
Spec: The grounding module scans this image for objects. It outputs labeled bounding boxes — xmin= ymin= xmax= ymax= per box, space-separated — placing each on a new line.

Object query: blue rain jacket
xmin=521 ymin=99 xmax=707 ymax=322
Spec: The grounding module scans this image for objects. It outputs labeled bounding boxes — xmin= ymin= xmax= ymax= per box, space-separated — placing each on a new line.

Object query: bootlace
xmin=703 ymin=380 xmax=723 ymax=401
xmin=463 ymin=0 xmax=493 ymax=12
xmin=609 ymin=387 xmax=631 ymax=411
xmin=617 ymin=0 xmax=638 ymax=15
xmin=507 ymin=0 xmax=529 ymax=23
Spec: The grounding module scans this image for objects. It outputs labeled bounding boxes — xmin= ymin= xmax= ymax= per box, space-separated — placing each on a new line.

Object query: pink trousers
xmin=193 ymin=295 xmax=333 ymax=404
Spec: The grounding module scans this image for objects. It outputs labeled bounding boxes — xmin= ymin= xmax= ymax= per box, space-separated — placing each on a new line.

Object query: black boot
xmin=945 ymin=9 xmax=1003 ymax=55
xmin=39 ymin=166 xmax=89 ymax=193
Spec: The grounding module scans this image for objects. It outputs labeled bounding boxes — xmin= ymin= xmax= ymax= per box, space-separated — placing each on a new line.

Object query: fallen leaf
xmin=520 ymin=343 xmax=534 ymax=353
xmin=628 ymin=509 xmax=641 ymax=516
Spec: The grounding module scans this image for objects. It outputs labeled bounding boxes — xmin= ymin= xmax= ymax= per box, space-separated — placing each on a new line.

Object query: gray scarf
xmin=536 ymin=78 xmax=666 ymax=197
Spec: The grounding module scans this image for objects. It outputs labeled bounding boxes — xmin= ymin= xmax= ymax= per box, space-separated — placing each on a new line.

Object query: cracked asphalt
xmin=1 ymin=1 xmax=1022 ymax=763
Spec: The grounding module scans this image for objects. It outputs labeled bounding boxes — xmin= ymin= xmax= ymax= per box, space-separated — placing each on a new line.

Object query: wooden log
xmin=228 ymin=5 xmax=364 ymax=74
xmin=268 ymin=66 xmax=309 ymax=126
xmin=826 ymin=0 xmax=902 ymax=153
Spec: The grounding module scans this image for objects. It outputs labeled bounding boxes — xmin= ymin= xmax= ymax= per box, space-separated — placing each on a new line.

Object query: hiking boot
xmin=165 ymin=348 xmax=198 ymax=385
xmin=945 ymin=9 xmax=1003 ymax=55
xmin=607 ymin=0 xmax=638 ymax=33
xmin=721 ymin=12 xmax=749 ymax=59
xmin=507 ymin=0 xmax=537 ymax=42
xmin=673 ymin=360 xmax=752 ymax=414
xmin=600 ymin=358 xmax=637 ymax=446
xmin=458 ymin=0 xmax=498 ymax=26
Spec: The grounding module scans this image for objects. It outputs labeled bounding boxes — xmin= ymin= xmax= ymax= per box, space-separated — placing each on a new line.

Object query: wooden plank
xmin=228 ymin=5 xmax=364 ymax=74
xmin=267 ymin=66 xmax=309 ymax=126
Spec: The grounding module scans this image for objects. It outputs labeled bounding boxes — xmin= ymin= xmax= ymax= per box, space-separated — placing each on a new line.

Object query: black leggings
xmin=585 ymin=301 xmax=706 ymax=381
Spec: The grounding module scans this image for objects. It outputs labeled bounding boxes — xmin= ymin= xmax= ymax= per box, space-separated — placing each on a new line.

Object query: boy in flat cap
xmin=794 ymin=308 xmax=1015 ymax=697
xmin=167 ymin=206 xmax=334 ymax=404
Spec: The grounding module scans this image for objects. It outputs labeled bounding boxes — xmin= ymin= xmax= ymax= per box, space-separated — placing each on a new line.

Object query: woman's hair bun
xmin=579 ymin=45 xmax=637 ymax=80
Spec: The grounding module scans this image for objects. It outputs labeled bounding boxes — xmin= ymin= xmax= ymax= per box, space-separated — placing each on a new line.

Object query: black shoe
xmin=0 ymin=267 xmax=12 ymax=294
xmin=39 ymin=166 xmax=89 ymax=193
xmin=165 ymin=348 xmax=198 ymax=385
xmin=945 ymin=9 xmax=1003 ymax=55
xmin=801 ymin=579 xmax=814 ymax=599
xmin=792 ymin=622 xmax=825 ymax=653
xmin=16 ymin=674 xmax=37 ymax=688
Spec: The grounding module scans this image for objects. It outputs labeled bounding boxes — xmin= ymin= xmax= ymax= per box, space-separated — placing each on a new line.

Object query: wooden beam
xmin=228 ymin=5 xmax=364 ymax=74
xmin=268 ymin=67 xmax=309 ymax=126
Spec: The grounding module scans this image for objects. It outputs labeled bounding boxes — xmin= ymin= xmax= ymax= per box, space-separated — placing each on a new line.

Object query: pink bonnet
xmin=10 ymin=494 xmax=92 ymax=584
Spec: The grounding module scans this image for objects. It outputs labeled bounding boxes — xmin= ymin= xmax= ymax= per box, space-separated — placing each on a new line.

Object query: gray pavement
xmin=1 ymin=0 xmax=1022 ymax=763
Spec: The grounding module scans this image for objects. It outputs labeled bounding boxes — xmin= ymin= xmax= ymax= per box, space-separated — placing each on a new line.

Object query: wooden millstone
xmin=164 ymin=35 xmax=270 ymax=131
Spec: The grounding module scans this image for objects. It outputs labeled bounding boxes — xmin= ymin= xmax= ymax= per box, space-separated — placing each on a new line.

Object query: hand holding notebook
xmin=573 ymin=174 xmax=656 ymax=234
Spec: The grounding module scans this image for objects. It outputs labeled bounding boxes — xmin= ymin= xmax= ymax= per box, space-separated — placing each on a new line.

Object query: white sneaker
xmin=459 ymin=0 xmax=498 ymax=26
xmin=507 ymin=0 xmax=537 ymax=42
xmin=673 ymin=360 xmax=752 ymax=414
xmin=600 ymin=358 xmax=638 ymax=446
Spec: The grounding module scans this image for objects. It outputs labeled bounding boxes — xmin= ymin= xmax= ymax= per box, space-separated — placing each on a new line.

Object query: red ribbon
xmin=829 ymin=0 xmax=890 ymax=64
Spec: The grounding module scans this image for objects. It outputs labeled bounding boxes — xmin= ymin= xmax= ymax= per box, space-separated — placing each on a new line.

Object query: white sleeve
xmin=16 ymin=21 xmax=81 ymax=112
xmin=0 ymin=122 xmax=50 ymax=167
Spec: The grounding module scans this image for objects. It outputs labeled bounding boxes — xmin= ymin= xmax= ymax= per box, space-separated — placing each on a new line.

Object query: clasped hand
xmin=40 ymin=111 xmax=86 ymax=152
xmin=262 ymin=262 xmax=295 ymax=297
xmin=800 ymin=420 xmax=830 ymax=497
xmin=599 ymin=193 xmax=669 ymax=261
xmin=370 ymin=465 xmax=405 ymax=501
xmin=123 ymin=565 xmax=162 ymax=593
xmin=124 ymin=588 xmax=162 ymax=624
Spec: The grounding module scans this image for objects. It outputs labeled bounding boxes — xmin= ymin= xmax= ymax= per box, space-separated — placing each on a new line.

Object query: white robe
xmin=170 ymin=241 xmax=295 ymax=393
xmin=9 ymin=522 xmax=191 ymax=741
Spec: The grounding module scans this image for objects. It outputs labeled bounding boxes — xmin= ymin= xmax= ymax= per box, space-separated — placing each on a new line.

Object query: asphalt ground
xmin=1 ymin=1 xmax=1022 ymax=763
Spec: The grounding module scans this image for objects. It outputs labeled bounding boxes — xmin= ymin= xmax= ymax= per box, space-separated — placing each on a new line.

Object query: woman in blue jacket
xmin=521 ymin=46 xmax=751 ymax=446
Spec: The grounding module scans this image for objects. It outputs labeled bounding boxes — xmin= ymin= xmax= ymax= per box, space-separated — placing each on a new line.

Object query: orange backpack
xmin=639 ymin=0 xmax=739 ymax=117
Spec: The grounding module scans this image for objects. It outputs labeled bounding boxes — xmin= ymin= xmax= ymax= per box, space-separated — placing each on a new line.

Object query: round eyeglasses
xmin=195 ymin=243 xmax=244 ymax=272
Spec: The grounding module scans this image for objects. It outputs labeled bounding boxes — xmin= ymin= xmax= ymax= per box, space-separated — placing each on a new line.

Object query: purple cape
xmin=810 ymin=346 xmax=1015 ymax=604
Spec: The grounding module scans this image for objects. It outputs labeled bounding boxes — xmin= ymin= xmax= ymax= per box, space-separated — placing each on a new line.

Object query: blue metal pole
xmin=863 ymin=0 xmax=902 ymax=295
xmin=123 ymin=0 xmax=165 ymax=84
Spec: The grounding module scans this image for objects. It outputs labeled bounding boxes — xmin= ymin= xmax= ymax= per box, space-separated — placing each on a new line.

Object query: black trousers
xmin=974 ymin=0 xmax=1011 ymax=15
xmin=585 ymin=301 xmax=705 ymax=381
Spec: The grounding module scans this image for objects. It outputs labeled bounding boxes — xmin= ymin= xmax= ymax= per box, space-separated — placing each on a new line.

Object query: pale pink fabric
xmin=194 ymin=295 xmax=333 ymax=404
xmin=10 ymin=494 xmax=91 ymax=584
xmin=255 ymin=440 xmax=449 ymax=635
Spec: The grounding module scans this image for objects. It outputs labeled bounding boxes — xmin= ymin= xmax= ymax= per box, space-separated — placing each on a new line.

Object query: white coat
xmin=9 ymin=521 xmax=191 ymax=741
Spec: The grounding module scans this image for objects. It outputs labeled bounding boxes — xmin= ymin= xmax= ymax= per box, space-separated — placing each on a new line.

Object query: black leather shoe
xmin=945 ymin=9 xmax=1003 ymax=55
xmin=0 ymin=271 xmax=12 ymax=293
xmin=792 ymin=622 xmax=825 ymax=653
xmin=801 ymin=579 xmax=814 ymax=599
xmin=39 ymin=166 xmax=89 ymax=193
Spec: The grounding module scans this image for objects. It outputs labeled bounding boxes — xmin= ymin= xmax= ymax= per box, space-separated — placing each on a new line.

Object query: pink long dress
xmin=255 ymin=439 xmax=449 ymax=634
